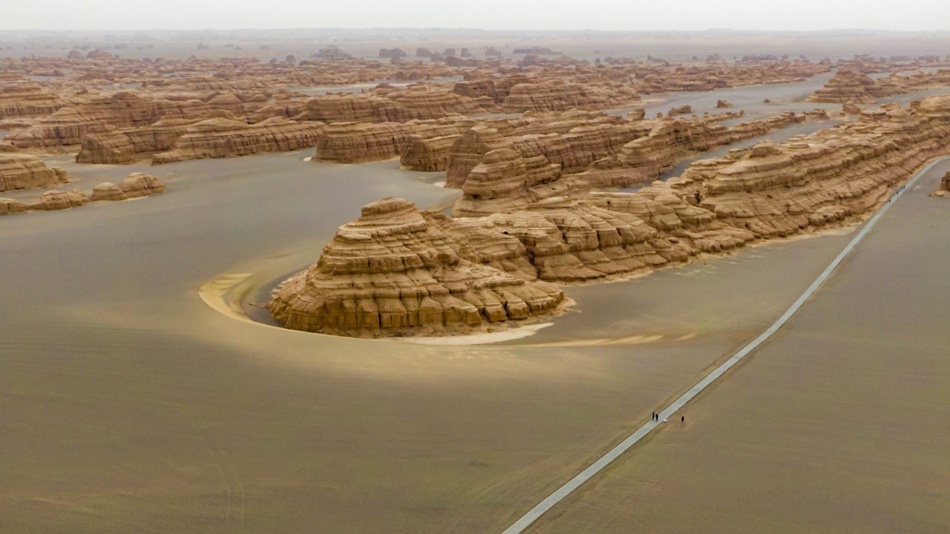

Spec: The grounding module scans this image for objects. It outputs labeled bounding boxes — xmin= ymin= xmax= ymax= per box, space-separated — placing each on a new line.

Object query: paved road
xmin=500 ymin=158 xmax=945 ymax=534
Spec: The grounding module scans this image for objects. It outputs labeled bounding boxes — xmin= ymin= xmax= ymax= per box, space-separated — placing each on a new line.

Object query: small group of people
xmin=651 ymin=411 xmax=685 ymax=424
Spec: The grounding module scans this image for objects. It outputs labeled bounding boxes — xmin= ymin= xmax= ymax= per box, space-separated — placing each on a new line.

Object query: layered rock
xmin=0 ymin=83 xmax=67 ymax=119
xmin=30 ymin=190 xmax=89 ymax=211
xmin=315 ymin=120 xmax=468 ymax=164
xmin=296 ymin=87 xmax=481 ymax=123
xmin=502 ymin=80 xmax=641 ymax=112
xmin=152 ymin=117 xmax=323 ymax=164
xmin=267 ymin=197 xmax=565 ymax=336
xmin=0 ymin=153 xmax=68 ymax=192
xmin=76 ymin=118 xmax=194 ymax=164
xmin=91 ymin=173 xmax=166 ymax=201
xmin=5 ymin=92 xmax=212 ymax=150
xmin=807 ymin=70 xmax=879 ymax=104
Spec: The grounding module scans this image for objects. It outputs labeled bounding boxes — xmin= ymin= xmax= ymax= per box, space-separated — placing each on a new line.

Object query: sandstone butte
xmin=267 ymin=197 xmax=565 ymax=337
xmin=271 ymin=95 xmax=950 ymax=337
xmin=0 ymin=153 xmax=69 ymax=192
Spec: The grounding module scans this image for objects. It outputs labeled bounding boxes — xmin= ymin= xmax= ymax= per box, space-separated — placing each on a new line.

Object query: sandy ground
xmin=1 ymin=79 xmax=947 ymax=532
xmin=529 ymin=163 xmax=950 ymax=533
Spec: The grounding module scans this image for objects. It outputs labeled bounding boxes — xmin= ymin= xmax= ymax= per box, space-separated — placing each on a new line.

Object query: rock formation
xmin=807 ymin=70 xmax=879 ymax=104
xmin=501 ymin=80 xmax=641 ymax=112
xmin=0 ymin=83 xmax=66 ymax=119
xmin=31 ymin=190 xmax=89 ymax=211
xmin=152 ymin=117 xmax=323 ymax=164
xmin=91 ymin=173 xmax=166 ymax=201
xmin=0 ymin=153 xmax=68 ymax=192
xmin=315 ymin=120 xmax=468 ymax=164
xmin=267 ymin=197 xmax=565 ymax=336
xmin=76 ymin=118 xmax=195 ymax=164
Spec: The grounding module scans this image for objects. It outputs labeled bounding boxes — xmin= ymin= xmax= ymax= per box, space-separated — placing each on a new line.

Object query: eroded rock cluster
xmin=273 ymin=96 xmax=950 ymax=337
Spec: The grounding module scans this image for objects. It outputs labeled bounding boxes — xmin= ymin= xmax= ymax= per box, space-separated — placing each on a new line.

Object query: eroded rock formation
xmin=0 ymin=153 xmax=68 ymax=192
xmin=267 ymin=197 xmax=565 ymax=336
xmin=91 ymin=173 xmax=166 ymax=201
xmin=153 ymin=117 xmax=323 ymax=164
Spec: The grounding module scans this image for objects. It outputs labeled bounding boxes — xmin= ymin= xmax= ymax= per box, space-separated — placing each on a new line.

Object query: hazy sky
xmin=4 ymin=0 xmax=950 ymax=32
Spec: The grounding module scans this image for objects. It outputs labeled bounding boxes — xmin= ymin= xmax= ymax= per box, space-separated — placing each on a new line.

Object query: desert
xmin=0 ymin=16 xmax=948 ymax=534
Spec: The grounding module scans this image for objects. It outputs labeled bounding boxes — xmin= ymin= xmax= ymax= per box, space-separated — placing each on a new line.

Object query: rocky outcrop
xmin=30 ymin=190 xmax=89 ymax=211
xmin=296 ymin=88 xmax=482 ymax=123
xmin=91 ymin=173 xmax=166 ymax=201
xmin=445 ymin=111 xmax=803 ymax=193
xmin=0 ymin=83 xmax=66 ymax=119
xmin=0 ymin=198 xmax=29 ymax=215
xmin=672 ymin=97 xmax=950 ymax=238
xmin=315 ymin=120 xmax=468 ymax=164
xmin=152 ymin=117 xmax=323 ymax=164
xmin=0 ymin=153 xmax=68 ymax=192
xmin=399 ymin=134 xmax=461 ymax=171
xmin=76 ymin=118 xmax=194 ymax=164
xmin=5 ymin=92 xmax=212 ymax=150
xmin=501 ymin=80 xmax=641 ymax=112
xmin=807 ymin=70 xmax=879 ymax=104
xmin=267 ymin=197 xmax=565 ymax=336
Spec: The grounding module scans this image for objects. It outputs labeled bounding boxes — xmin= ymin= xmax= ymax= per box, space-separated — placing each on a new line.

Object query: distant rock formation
xmin=152 ymin=117 xmax=323 ymax=164
xmin=0 ymin=153 xmax=68 ymax=192
xmin=5 ymin=92 xmax=213 ymax=150
xmin=716 ymin=99 xmax=733 ymax=108
xmin=91 ymin=173 xmax=166 ymax=201
xmin=0 ymin=83 xmax=66 ymax=119
xmin=501 ymin=80 xmax=641 ymax=113
xmin=315 ymin=120 xmax=468 ymax=164
xmin=668 ymin=105 xmax=693 ymax=116
xmin=267 ymin=197 xmax=565 ymax=336
xmin=807 ymin=70 xmax=879 ymax=104
xmin=297 ymin=87 xmax=482 ymax=123
xmin=31 ymin=190 xmax=89 ymax=211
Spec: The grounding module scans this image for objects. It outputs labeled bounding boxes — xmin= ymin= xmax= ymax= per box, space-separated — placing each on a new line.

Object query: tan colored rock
xmin=0 ymin=197 xmax=29 ymax=215
xmin=113 ymin=172 xmax=166 ymax=199
xmin=6 ymin=92 xmax=212 ymax=150
xmin=30 ymin=190 xmax=88 ymax=211
xmin=91 ymin=182 xmax=126 ymax=201
xmin=153 ymin=117 xmax=323 ymax=164
xmin=315 ymin=119 xmax=467 ymax=164
xmin=807 ymin=70 xmax=878 ymax=104
xmin=0 ymin=83 xmax=66 ymax=119
xmin=76 ymin=118 xmax=194 ymax=164
xmin=502 ymin=80 xmax=641 ymax=112
xmin=0 ymin=153 xmax=68 ymax=192
xmin=267 ymin=197 xmax=565 ymax=336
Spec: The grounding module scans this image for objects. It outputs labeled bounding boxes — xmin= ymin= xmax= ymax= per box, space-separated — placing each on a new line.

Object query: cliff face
xmin=0 ymin=153 xmax=68 ymax=192
xmin=267 ymin=197 xmax=565 ymax=337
